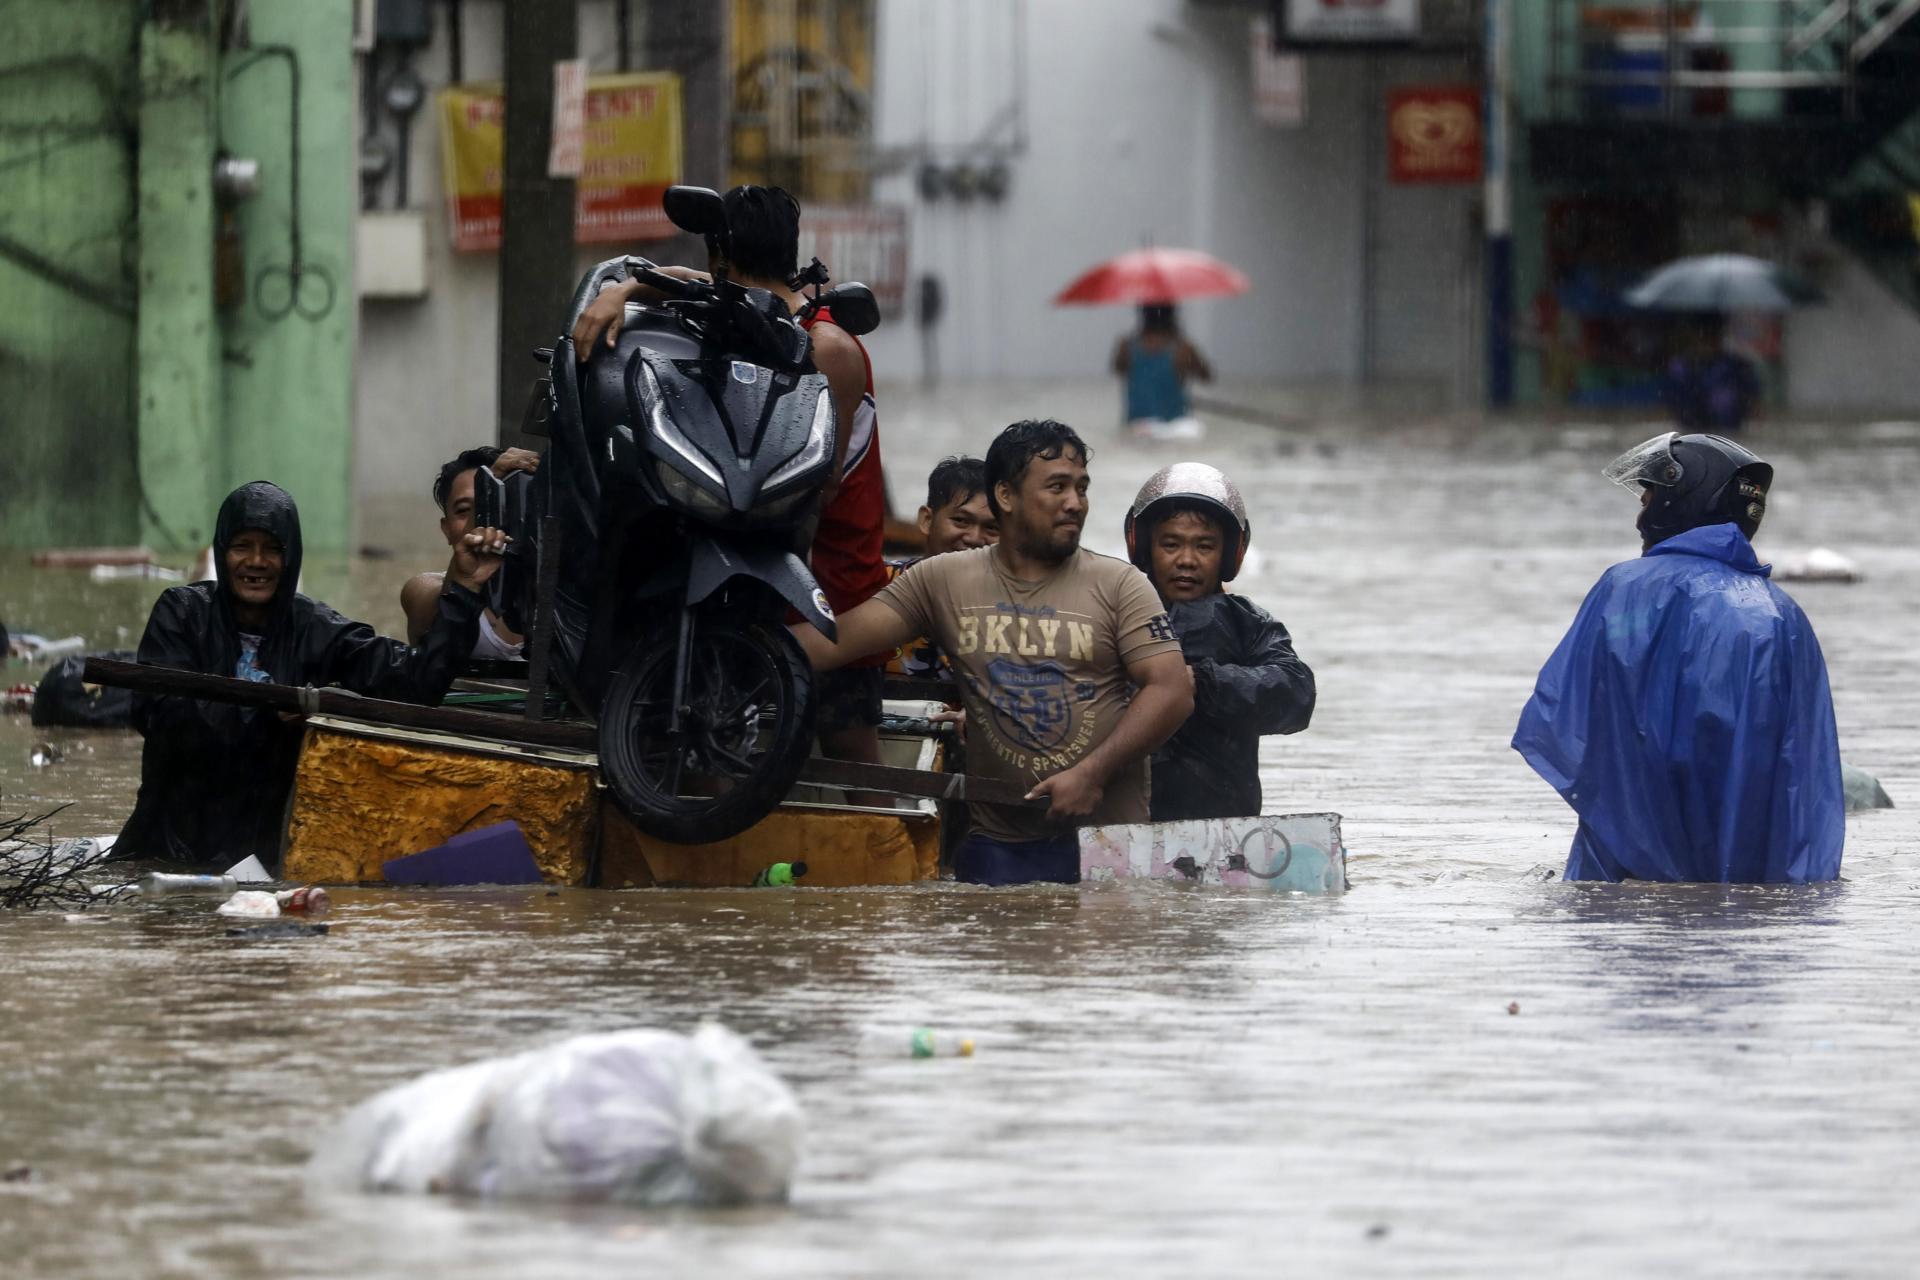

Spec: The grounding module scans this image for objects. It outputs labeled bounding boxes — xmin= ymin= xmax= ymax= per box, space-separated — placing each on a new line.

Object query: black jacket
xmin=1150 ymin=593 xmax=1314 ymax=822
xmin=115 ymin=482 xmax=481 ymax=867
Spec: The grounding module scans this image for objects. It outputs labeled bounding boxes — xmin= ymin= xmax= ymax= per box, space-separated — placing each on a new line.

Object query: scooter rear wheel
xmin=598 ymin=618 xmax=816 ymax=845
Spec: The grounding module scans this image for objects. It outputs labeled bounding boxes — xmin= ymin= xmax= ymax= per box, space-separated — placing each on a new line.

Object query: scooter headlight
xmin=763 ymin=387 xmax=835 ymax=493
xmin=640 ymin=362 xmax=725 ymax=488
xmin=753 ymin=486 xmax=815 ymax=522
xmin=654 ymin=460 xmax=729 ymax=518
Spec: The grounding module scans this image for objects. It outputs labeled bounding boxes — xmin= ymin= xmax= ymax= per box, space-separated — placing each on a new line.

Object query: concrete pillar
xmin=137 ymin=14 xmax=222 ymax=552
xmin=496 ymin=1 xmax=579 ymax=450
xmin=643 ymin=0 xmax=731 ymax=266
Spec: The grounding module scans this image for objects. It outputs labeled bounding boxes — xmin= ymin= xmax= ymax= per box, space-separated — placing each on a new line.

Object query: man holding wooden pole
xmin=113 ymin=481 xmax=507 ymax=868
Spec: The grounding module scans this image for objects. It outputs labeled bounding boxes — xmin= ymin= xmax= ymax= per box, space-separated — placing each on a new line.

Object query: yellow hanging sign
xmin=438 ymin=72 xmax=684 ymax=253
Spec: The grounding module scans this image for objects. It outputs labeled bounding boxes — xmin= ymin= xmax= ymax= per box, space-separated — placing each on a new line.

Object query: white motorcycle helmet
xmin=1124 ymin=462 xmax=1251 ymax=582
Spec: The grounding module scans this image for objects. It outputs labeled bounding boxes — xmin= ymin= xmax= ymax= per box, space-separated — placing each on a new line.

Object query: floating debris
xmin=1 ymin=808 xmax=115 ymax=912
xmin=224 ymin=921 xmax=330 ymax=939
xmin=1774 ymin=548 xmax=1862 ymax=583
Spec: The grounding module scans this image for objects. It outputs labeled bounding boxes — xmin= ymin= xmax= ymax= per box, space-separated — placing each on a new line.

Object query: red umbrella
xmin=1053 ymin=247 xmax=1250 ymax=306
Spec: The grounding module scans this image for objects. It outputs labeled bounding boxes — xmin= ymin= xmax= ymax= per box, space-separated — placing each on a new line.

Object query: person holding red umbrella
xmin=1054 ymin=246 xmax=1246 ymax=443
xmin=1112 ymin=302 xmax=1212 ymax=441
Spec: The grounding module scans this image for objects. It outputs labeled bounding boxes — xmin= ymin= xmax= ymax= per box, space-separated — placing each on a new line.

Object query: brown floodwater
xmin=2 ymin=392 xmax=1916 ymax=1277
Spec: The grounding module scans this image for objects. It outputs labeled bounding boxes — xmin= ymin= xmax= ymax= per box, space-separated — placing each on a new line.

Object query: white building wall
xmin=351 ymin=0 xmax=1486 ymax=536
xmin=1785 ymin=249 xmax=1920 ymax=413
xmin=353 ymin=0 xmax=632 ymax=534
xmin=861 ymin=0 xmax=1481 ymax=399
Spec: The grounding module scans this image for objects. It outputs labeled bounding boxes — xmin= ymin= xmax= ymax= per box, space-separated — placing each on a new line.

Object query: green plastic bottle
xmin=751 ymin=860 xmax=808 ymax=887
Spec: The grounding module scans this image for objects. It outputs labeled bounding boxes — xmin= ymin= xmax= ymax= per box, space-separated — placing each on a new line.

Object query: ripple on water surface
xmin=2 ymin=410 xmax=1917 ymax=1276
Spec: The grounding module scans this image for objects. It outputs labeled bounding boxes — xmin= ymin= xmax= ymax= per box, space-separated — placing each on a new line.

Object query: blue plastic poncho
xmin=1513 ymin=523 xmax=1844 ymax=884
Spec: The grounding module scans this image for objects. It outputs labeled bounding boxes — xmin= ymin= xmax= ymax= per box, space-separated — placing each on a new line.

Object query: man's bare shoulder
xmin=807 ymin=321 xmax=866 ymax=380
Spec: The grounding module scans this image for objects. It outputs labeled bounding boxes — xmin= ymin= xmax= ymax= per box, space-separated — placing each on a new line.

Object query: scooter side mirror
xmin=663 ymin=185 xmax=730 ymax=248
xmin=814 ymin=282 xmax=881 ymax=337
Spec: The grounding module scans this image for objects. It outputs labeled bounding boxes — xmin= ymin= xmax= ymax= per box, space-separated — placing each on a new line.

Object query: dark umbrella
xmin=1625 ymin=253 xmax=1824 ymax=312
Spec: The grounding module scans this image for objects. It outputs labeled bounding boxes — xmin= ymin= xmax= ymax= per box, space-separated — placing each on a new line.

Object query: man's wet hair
xmin=723 ymin=185 xmax=801 ymax=282
xmin=1141 ymin=302 xmax=1178 ymax=333
xmin=925 ymin=455 xmax=987 ymax=514
xmin=1148 ymin=499 xmax=1225 ymax=538
xmin=984 ymin=420 xmax=1092 ymax=518
xmin=433 ymin=446 xmax=502 ymax=513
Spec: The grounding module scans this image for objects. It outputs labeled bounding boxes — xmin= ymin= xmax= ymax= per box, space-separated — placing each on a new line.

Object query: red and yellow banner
xmin=438 ymin=71 xmax=684 ymax=253
xmin=1386 ymin=85 xmax=1481 ymax=185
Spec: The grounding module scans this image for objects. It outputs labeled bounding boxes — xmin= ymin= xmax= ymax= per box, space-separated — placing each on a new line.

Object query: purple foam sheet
xmin=382 ymin=820 xmax=545 ymax=886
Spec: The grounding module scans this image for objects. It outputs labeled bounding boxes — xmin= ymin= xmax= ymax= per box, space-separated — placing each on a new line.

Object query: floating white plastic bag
xmin=215 ymin=890 xmax=281 ymax=919
xmin=308 ymin=1024 xmax=801 ymax=1206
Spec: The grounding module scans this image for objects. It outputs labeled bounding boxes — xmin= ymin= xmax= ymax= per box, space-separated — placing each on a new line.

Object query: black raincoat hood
xmin=213 ymin=481 xmax=304 ymax=621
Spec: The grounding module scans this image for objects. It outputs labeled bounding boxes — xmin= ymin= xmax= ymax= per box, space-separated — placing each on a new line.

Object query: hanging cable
xmin=224 ymin=43 xmax=337 ymax=322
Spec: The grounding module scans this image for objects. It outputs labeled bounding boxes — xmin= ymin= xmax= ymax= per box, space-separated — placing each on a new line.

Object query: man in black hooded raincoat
xmin=1125 ymin=464 xmax=1316 ymax=822
xmin=115 ymin=481 xmax=505 ymax=867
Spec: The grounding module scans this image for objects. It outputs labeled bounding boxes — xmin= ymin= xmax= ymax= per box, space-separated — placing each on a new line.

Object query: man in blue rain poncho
xmin=1513 ymin=432 xmax=1844 ymax=883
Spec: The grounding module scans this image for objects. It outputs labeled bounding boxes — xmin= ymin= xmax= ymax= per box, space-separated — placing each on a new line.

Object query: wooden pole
xmin=83 ymin=659 xmax=1044 ymax=809
xmin=85 ymin=658 xmax=597 ymax=752
xmin=497 ymin=0 xmax=579 ymax=451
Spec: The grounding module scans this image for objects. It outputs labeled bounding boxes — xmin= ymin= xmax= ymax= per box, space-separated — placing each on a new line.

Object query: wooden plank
xmin=84 ymin=658 xmax=598 ymax=752
xmin=882 ymin=673 xmax=959 ymax=703
xmin=85 ymin=657 xmax=1035 ymax=807
xmin=796 ymin=757 xmax=1047 ymax=810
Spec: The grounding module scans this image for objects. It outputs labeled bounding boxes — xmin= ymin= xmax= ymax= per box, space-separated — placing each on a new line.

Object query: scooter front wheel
xmin=598 ymin=618 xmax=816 ymax=845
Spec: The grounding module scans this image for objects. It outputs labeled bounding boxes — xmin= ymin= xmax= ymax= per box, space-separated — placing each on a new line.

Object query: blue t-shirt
xmin=235 ymin=633 xmax=271 ymax=683
xmin=1124 ymin=338 xmax=1189 ymax=423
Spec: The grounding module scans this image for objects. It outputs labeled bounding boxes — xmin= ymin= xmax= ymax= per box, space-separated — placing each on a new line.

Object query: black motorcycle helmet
xmin=1603 ymin=431 xmax=1772 ymax=548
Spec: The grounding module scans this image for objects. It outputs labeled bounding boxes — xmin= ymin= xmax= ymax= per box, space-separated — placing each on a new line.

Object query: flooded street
xmin=3 ymin=390 xmax=1918 ymax=1277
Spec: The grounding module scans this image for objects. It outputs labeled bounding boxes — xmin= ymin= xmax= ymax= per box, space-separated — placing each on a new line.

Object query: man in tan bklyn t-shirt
xmin=791 ymin=419 xmax=1195 ymax=885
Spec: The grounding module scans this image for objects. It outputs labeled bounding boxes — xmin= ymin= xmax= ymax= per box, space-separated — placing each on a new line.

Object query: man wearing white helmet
xmin=1125 ymin=463 xmax=1316 ymax=822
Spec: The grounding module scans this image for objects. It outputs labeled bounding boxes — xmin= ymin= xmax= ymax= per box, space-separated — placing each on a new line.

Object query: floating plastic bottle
xmin=751 ymin=860 xmax=808 ymax=887
xmin=138 ymin=872 xmax=238 ymax=897
xmin=860 ymin=1026 xmax=977 ymax=1059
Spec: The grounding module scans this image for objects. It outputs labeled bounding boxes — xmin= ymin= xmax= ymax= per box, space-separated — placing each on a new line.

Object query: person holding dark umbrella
xmin=1629 ymin=253 xmax=1822 ymax=434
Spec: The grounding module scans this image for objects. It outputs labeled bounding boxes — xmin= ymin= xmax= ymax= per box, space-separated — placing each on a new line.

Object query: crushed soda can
xmin=274 ymin=886 xmax=331 ymax=917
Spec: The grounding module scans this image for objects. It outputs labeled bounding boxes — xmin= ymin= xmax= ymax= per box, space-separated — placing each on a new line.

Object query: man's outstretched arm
xmin=790 ymin=598 xmax=917 ymax=673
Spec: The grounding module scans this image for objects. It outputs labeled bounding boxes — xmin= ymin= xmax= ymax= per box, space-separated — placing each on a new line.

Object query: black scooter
xmin=480 ymin=185 xmax=879 ymax=844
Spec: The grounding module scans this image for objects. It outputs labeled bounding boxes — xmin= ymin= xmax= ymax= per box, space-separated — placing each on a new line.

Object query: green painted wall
xmin=137 ymin=16 xmax=222 ymax=550
xmin=0 ymin=2 xmax=142 ymax=548
xmin=216 ymin=0 xmax=354 ymax=551
xmin=0 ymin=0 xmax=353 ymax=553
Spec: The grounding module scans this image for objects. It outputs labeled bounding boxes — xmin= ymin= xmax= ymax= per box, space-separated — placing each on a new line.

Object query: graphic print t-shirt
xmin=883 ymin=557 xmax=945 ymax=679
xmin=874 ymin=546 xmax=1181 ymax=841
xmin=235 ymin=632 xmax=271 ymax=683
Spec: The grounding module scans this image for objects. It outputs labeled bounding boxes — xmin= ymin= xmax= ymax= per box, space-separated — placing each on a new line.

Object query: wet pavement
xmin=2 ymin=388 xmax=1917 ymax=1277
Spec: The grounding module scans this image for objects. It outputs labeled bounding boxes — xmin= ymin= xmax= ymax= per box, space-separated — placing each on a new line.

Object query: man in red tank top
xmin=571 ymin=186 xmax=893 ymax=781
